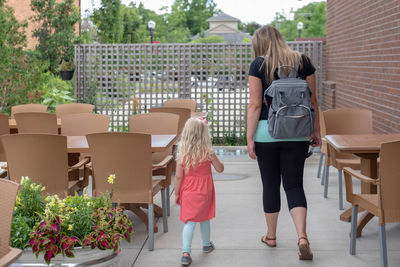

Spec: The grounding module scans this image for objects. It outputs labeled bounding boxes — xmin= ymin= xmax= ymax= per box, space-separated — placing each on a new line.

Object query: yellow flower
xmin=41 ymin=186 xmax=46 ymax=192
xmin=59 ymin=202 xmax=65 ymax=208
xmin=68 ymin=224 xmax=73 ymax=231
xmin=107 ymin=174 xmax=116 ymax=184
xmin=30 ymin=184 xmax=35 ymax=189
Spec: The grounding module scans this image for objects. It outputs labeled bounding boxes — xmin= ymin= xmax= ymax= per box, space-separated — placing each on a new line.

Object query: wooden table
xmin=326 ymin=134 xmax=400 ymax=237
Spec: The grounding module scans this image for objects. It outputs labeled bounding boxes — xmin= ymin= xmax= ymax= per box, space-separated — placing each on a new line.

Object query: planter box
xmin=11 ymin=247 xmax=120 ymax=267
xmin=60 ymin=70 xmax=74 ymax=80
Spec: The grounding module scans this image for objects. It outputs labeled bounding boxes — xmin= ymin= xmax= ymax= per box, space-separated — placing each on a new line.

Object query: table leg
xmin=356 ymin=212 xmax=374 ymax=238
xmin=68 ymin=153 xmax=80 ymax=182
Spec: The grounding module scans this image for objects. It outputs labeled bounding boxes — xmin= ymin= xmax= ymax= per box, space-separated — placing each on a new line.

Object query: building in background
xmin=323 ymin=0 xmax=400 ymax=133
xmin=6 ymin=0 xmax=80 ymax=49
xmin=192 ymin=12 xmax=251 ymax=43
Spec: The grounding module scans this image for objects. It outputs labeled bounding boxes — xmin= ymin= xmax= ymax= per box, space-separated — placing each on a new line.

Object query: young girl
xmin=174 ymin=118 xmax=224 ymax=266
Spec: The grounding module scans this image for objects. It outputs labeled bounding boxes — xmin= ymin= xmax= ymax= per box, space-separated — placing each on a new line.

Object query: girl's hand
xmin=175 ymin=194 xmax=181 ymax=205
xmin=310 ymin=130 xmax=321 ymax=147
xmin=247 ymin=140 xmax=257 ymax=160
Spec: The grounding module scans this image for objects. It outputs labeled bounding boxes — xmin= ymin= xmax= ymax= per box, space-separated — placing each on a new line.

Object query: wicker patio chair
xmin=86 ymin=132 xmax=168 ymax=251
xmin=1 ymin=134 xmax=88 ymax=197
xmin=60 ymin=113 xmax=110 ymax=136
xmin=129 ymin=112 xmax=178 ymax=216
xmin=56 ymin=103 xmax=94 ymax=118
xmin=0 ymin=179 xmax=21 ymax=266
xmin=322 ymin=108 xmax=373 ymax=210
xmin=345 ymin=141 xmax=400 ymax=267
xmin=149 ymin=107 xmax=191 ymax=134
xmin=317 ymin=107 xmax=329 ymax=181
xmin=0 ymin=114 xmax=9 ymax=178
xmin=163 ymin=99 xmax=197 ymax=112
xmin=61 ymin=113 xmax=110 ymax=191
xmin=14 ymin=112 xmax=58 ymax=134
xmin=11 ymin=104 xmax=47 ymax=119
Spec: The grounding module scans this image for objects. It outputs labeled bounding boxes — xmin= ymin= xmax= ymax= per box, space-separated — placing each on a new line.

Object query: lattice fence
xmin=74 ymin=42 xmax=323 ymax=140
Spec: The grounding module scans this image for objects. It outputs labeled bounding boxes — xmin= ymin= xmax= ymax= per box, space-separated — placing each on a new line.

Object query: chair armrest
xmin=68 ymin=157 xmax=90 ymax=171
xmin=343 ymin=167 xmax=379 ymax=185
xmin=85 ymin=161 xmax=92 ymax=171
xmin=152 ymin=155 xmax=173 ymax=171
xmin=1 ymin=163 xmax=7 ymax=170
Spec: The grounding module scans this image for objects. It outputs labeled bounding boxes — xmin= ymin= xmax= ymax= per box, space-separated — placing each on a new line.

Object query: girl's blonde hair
xmin=252 ymin=25 xmax=303 ymax=84
xmin=176 ymin=118 xmax=212 ymax=172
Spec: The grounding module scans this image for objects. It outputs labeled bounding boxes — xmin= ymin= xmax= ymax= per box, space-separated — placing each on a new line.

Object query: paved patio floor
xmin=119 ymin=150 xmax=400 ymax=267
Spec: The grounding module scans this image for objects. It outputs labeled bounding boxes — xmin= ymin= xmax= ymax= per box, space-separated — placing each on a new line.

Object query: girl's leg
xmin=255 ymin=142 xmax=282 ymax=245
xmin=280 ymin=141 xmax=309 ymax=245
xmin=182 ymin=221 xmax=196 ymax=254
xmin=199 ymin=220 xmax=211 ymax=247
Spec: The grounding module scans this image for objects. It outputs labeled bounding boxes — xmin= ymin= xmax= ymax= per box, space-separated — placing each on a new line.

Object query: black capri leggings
xmin=255 ymin=141 xmax=309 ymax=213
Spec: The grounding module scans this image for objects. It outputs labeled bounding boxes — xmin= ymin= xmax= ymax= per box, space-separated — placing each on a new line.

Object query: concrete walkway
xmin=119 ymin=150 xmax=400 ymax=267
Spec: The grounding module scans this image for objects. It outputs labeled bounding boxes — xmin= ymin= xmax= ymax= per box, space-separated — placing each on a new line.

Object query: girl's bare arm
xmin=174 ymin=163 xmax=184 ymax=204
xmin=210 ymin=150 xmax=224 ymax=173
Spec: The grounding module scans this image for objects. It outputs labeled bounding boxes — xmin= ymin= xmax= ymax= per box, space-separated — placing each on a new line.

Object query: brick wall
xmin=325 ymin=0 xmax=400 ymax=133
xmin=6 ymin=0 xmax=80 ymax=50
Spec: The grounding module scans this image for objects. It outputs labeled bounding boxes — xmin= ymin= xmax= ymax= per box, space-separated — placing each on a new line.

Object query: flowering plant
xmin=11 ymin=176 xmax=133 ymax=265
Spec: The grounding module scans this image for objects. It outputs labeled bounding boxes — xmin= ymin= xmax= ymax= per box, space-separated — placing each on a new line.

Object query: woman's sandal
xmin=298 ymin=237 xmax=313 ymax=260
xmin=261 ymin=235 xmax=276 ymax=247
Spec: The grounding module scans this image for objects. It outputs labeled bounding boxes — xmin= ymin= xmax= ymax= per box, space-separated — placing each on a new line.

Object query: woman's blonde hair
xmin=176 ymin=118 xmax=212 ymax=172
xmin=252 ymin=25 xmax=303 ymax=83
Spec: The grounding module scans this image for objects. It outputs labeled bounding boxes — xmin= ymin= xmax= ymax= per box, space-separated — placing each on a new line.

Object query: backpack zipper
xmin=273 ymin=105 xmax=313 ymax=136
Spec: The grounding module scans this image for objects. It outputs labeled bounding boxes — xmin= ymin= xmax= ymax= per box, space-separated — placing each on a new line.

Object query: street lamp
xmin=148 ymin=20 xmax=156 ymax=43
xmin=297 ymin=21 xmax=303 ymax=38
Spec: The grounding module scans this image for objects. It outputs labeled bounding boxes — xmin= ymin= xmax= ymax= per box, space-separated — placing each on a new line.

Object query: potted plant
xmin=59 ymin=60 xmax=75 ymax=81
xmin=11 ymin=176 xmax=133 ymax=266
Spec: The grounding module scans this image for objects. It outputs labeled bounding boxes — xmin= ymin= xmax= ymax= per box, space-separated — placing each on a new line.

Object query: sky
xmin=81 ymin=0 xmax=324 ymax=25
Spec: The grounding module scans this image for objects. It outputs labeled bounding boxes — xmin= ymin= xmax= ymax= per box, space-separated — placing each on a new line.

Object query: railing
xmin=75 ymin=42 xmax=323 ymax=140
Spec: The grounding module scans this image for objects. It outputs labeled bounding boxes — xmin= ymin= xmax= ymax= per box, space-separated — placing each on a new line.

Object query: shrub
xmin=41 ymin=73 xmax=75 ymax=112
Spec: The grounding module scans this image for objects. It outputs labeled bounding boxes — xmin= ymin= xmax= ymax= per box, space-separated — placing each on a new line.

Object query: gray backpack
xmin=264 ymin=65 xmax=315 ymax=139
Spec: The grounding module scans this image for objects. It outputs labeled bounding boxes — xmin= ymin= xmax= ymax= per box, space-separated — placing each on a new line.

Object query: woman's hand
xmin=247 ymin=139 xmax=257 ymax=160
xmin=175 ymin=194 xmax=181 ymax=205
xmin=310 ymin=130 xmax=321 ymax=147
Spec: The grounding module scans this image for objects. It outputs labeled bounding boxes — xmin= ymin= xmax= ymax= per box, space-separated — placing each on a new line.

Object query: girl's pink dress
xmin=180 ymin=160 xmax=215 ymax=223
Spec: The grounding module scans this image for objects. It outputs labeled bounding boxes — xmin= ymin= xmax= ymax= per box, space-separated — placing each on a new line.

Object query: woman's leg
xmin=255 ymin=142 xmax=282 ymax=245
xmin=280 ymin=141 xmax=309 ymax=244
xmin=182 ymin=221 xmax=196 ymax=255
xmin=199 ymin=220 xmax=211 ymax=247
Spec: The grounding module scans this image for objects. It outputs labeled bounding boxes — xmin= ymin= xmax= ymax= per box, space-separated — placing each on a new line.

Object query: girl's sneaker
xmin=181 ymin=254 xmax=192 ymax=266
xmin=203 ymin=241 xmax=215 ymax=253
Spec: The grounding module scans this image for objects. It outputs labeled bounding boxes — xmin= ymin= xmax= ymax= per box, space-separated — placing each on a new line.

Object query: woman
xmin=247 ymin=25 xmax=321 ymax=260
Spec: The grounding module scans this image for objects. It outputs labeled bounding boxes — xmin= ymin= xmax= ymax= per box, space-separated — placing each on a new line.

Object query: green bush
xmin=191 ymin=35 xmax=224 ymax=43
xmin=10 ymin=177 xmax=46 ymax=249
xmin=41 ymin=73 xmax=75 ymax=112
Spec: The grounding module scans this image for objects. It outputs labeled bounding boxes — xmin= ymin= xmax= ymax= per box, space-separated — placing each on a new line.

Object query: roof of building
xmin=206 ymin=12 xmax=240 ymax=22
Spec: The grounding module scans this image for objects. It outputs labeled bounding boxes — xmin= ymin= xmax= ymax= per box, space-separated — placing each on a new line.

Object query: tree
xmin=0 ymin=0 xmax=27 ymax=111
xmin=170 ymin=0 xmax=220 ymax=36
xmin=242 ymin=22 xmax=261 ymax=36
xmin=31 ymin=0 xmax=80 ymax=73
xmin=270 ymin=1 xmax=326 ymax=41
xmin=91 ymin=0 xmax=124 ymax=43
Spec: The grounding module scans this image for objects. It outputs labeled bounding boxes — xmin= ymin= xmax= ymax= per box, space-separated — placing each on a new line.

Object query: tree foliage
xmin=190 ymin=35 xmax=224 ymax=43
xmin=31 ymin=0 xmax=80 ymax=73
xmin=91 ymin=0 xmax=124 ymax=43
xmin=0 ymin=0 xmax=27 ymax=111
xmin=270 ymin=1 xmax=326 ymax=41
